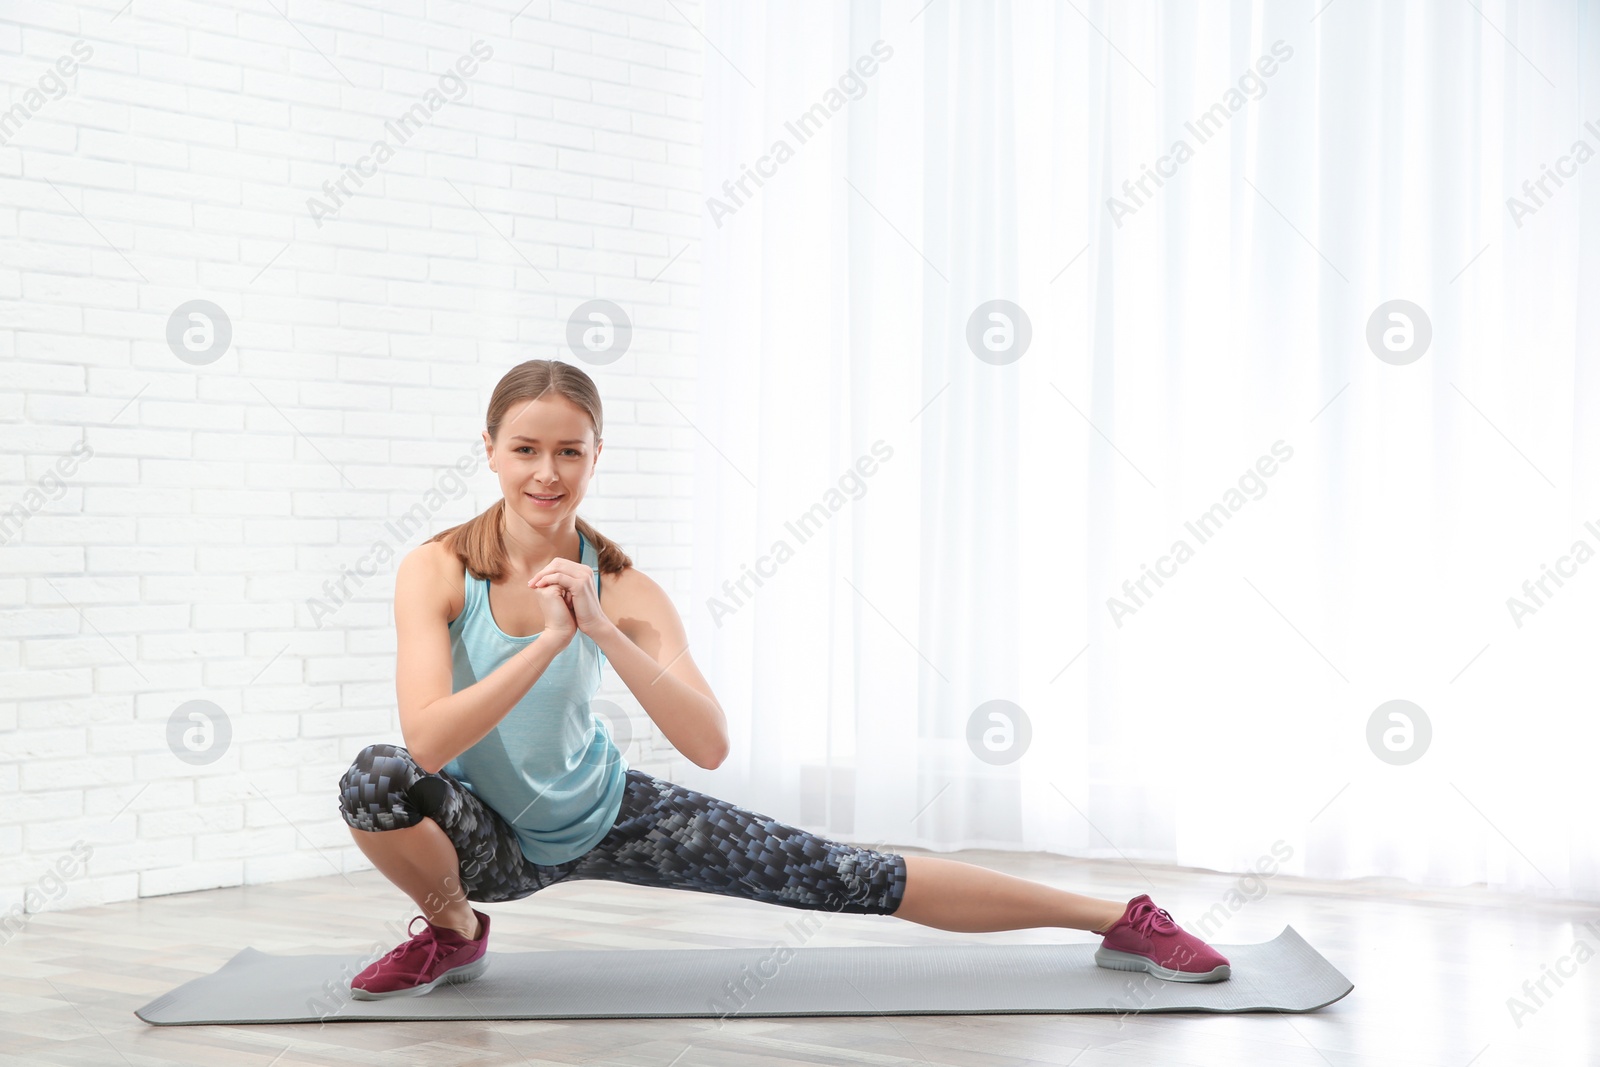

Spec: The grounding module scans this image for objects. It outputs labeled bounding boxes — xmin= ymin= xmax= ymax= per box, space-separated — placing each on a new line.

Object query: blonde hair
xmin=426 ymin=359 xmax=633 ymax=581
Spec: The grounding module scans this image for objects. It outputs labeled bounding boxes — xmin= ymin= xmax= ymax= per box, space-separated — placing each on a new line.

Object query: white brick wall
xmin=0 ymin=0 xmax=703 ymax=916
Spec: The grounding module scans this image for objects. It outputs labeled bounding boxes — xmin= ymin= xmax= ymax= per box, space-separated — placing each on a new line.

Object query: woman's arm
xmin=395 ymin=542 xmax=574 ymax=775
xmin=589 ymin=568 xmax=729 ymax=771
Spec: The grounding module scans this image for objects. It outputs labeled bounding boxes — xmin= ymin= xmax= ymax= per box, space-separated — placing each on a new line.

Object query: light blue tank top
xmin=441 ymin=531 xmax=628 ymax=866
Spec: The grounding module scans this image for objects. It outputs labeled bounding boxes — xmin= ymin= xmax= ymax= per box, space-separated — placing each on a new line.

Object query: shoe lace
xmin=1128 ymin=900 xmax=1178 ymax=938
xmin=384 ymin=915 xmax=441 ymax=973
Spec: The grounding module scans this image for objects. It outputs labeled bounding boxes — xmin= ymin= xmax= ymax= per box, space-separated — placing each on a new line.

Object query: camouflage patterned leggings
xmin=337 ymin=742 xmax=907 ymax=915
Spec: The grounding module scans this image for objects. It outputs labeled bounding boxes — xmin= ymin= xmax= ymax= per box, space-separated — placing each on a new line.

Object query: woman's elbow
xmin=699 ymin=739 xmax=730 ymax=771
xmin=696 ymin=703 xmax=730 ymax=769
xmin=414 ymin=754 xmax=443 ymax=776
xmin=403 ymin=729 xmax=448 ymax=771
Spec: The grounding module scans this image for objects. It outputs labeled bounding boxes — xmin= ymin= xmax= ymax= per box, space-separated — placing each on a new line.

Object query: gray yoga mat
xmin=134 ymin=925 xmax=1350 ymax=1025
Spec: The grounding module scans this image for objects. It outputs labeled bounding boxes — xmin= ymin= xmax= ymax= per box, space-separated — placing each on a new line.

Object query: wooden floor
xmin=5 ymin=845 xmax=1598 ymax=1067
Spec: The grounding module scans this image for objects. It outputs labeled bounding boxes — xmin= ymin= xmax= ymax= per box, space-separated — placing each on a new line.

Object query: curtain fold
xmin=687 ymin=0 xmax=1599 ymax=902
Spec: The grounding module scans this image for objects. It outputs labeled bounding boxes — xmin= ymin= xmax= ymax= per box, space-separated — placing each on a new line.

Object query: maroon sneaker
xmin=1093 ymin=895 xmax=1230 ymax=982
xmin=350 ymin=908 xmax=491 ymax=1000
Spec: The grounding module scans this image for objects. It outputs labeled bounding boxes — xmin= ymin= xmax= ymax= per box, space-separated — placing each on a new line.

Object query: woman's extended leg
xmin=550 ymin=769 xmax=1128 ymax=935
xmin=894 ymin=855 xmax=1127 ymax=934
xmin=544 ymin=772 xmax=1232 ymax=980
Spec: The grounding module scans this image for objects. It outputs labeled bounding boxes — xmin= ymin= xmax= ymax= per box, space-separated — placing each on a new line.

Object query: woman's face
xmin=484 ymin=395 xmax=600 ymax=534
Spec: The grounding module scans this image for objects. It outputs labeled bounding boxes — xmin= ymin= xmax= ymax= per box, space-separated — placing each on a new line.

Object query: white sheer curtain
xmin=679 ymin=0 xmax=1600 ymax=902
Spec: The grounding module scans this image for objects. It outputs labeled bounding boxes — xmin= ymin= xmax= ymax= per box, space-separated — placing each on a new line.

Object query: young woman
xmin=337 ymin=359 xmax=1230 ymax=1000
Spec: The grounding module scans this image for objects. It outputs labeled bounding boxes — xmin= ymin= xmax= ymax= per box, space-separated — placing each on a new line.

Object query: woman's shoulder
xmin=598 ymin=555 xmax=631 ymax=597
xmin=598 ymin=559 xmax=643 ymax=634
xmin=397 ymin=538 xmax=469 ymax=625
xmin=599 ymin=562 xmax=687 ymax=642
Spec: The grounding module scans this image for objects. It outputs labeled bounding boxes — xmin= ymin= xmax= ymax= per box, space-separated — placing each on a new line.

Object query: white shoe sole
xmin=350 ymin=953 xmax=489 ymax=1000
xmin=1094 ymin=946 xmax=1230 ymax=983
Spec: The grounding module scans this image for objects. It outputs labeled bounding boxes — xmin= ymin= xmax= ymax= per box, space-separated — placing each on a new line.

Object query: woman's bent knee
xmin=337 ymin=742 xmax=427 ymax=833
